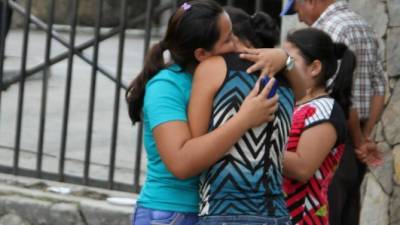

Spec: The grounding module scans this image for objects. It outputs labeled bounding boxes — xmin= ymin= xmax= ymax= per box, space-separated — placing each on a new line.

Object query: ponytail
xmin=329 ymin=43 xmax=356 ymax=119
xmin=126 ymin=0 xmax=224 ymax=124
xmin=126 ymin=41 xmax=166 ymax=123
xmin=224 ymin=6 xmax=279 ymax=48
xmin=250 ymin=12 xmax=280 ymax=48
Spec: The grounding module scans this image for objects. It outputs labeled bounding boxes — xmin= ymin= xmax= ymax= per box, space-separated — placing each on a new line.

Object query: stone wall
xmin=281 ymin=0 xmax=400 ymax=224
xmin=350 ymin=1 xmax=399 ymax=224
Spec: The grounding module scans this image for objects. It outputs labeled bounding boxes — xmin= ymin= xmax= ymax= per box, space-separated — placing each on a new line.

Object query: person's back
xmin=195 ymin=8 xmax=293 ymax=219
xmin=189 ymin=52 xmax=295 ymax=225
xmin=186 ymin=6 xmax=303 ymax=224
xmin=199 ymin=53 xmax=294 ymax=217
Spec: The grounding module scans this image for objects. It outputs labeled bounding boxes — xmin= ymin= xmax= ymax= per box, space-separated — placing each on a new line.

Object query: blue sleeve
xmin=144 ymin=78 xmax=187 ymax=130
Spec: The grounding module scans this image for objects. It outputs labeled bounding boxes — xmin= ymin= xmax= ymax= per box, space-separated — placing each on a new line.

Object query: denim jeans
xmin=197 ymin=215 xmax=292 ymax=225
xmin=131 ymin=206 xmax=199 ymax=225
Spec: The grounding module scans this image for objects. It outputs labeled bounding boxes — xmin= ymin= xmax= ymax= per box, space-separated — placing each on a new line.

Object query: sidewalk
xmin=0 ymin=173 xmax=136 ymax=225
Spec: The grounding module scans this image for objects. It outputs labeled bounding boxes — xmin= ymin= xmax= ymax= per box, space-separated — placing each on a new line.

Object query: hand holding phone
xmin=259 ymin=76 xmax=278 ymax=99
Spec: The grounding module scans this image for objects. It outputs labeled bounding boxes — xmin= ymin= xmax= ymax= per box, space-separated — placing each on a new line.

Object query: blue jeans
xmin=131 ymin=206 xmax=199 ymax=225
xmin=197 ymin=215 xmax=292 ymax=225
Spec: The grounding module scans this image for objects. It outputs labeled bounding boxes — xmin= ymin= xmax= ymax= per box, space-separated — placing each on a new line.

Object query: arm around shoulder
xmin=152 ymin=56 xmax=250 ymax=179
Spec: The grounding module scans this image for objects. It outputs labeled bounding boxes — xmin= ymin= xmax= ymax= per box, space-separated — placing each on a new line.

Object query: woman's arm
xmin=154 ymin=57 xmax=279 ymax=180
xmin=239 ymin=48 xmax=306 ymax=100
xmin=363 ymin=95 xmax=385 ymax=137
xmin=348 ymin=108 xmax=383 ymax=165
xmin=283 ymin=122 xmax=337 ymax=183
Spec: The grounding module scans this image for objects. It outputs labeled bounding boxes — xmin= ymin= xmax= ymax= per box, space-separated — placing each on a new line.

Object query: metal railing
xmin=0 ymin=0 xmax=163 ymax=193
xmin=0 ymin=0 xmax=273 ymax=193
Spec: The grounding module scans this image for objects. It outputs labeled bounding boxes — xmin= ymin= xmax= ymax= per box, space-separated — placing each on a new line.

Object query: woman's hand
xmin=239 ymin=48 xmax=287 ymax=77
xmin=237 ymin=77 xmax=279 ymax=129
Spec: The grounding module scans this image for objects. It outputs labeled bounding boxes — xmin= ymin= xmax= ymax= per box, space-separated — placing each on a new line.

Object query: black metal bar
xmin=22 ymin=30 xmax=127 ymax=89
xmin=7 ymin=0 xmax=169 ymax=86
xmin=13 ymin=0 xmax=32 ymax=175
xmin=4 ymin=1 xmax=172 ymax=92
xmin=6 ymin=1 xmax=127 ymax=89
xmin=0 ymin=0 xmax=178 ymax=192
xmin=36 ymin=0 xmax=55 ymax=178
xmin=133 ymin=0 xmax=154 ymax=194
xmin=4 ymin=45 xmax=127 ymax=91
xmin=108 ymin=0 xmax=128 ymax=190
xmin=0 ymin=0 xmax=8 ymax=101
xmin=84 ymin=0 xmax=103 ymax=186
xmin=59 ymin=0 xmax=79 ymax=182
xmin=255 ymin=0 xmax=263 ymax=12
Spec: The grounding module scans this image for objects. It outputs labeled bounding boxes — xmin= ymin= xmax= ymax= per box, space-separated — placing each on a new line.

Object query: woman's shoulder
xmin=147 ymin=65 xmax=191 ymax=88
xmin=309 ymin=97 xmax=336 ymax=116
xmin=310 ymin=97 xmax=346 ymax=118
xmin=295 ymin=96 xmax=335 ymax=121
xmin=310 ymin=96 xmax=335 ymax=108
xmin=194 ymin=56 xmax=226 ymax=80
xmin=299 ymin=96 xmax=346 ymax=127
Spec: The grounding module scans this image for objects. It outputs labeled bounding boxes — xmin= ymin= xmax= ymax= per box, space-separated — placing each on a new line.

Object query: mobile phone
xmin=259 ymin=76 xmax=278 ymax=99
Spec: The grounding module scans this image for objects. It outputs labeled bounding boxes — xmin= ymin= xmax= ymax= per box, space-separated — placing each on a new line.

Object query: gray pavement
xmin=0 ymin=28 xmax=159 ymax=187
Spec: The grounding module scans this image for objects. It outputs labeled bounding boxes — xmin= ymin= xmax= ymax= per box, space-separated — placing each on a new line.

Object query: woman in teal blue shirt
xmin=126 ymin=1 xmax=287 ymax=224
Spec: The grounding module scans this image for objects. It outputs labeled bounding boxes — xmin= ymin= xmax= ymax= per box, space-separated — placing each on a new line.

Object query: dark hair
xmin=224 ymin=6 xmax=279 ymax=48
xmin=126 ymin=0 xmax=223 ymax=123
xmin=287 ymin=28 xmax=356 ymax=118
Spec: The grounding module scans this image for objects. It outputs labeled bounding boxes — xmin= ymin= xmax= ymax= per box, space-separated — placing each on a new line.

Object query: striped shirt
xmin=199 ymin=53 xmax=294 ymax=217
xmin=283 ymin=97 xmax=347 ymax=225
xmin=312 ymin=1 xmax=386 ymax=120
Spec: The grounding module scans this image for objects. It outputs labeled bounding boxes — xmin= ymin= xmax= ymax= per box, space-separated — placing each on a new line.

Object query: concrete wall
xmin=0 ymin=174 xmax=135 ymax=225
xmin=281 ymin=0 xmax=400 ymax=224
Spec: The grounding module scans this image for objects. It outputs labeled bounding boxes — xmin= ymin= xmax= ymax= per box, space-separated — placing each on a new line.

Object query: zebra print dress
xmin=199 ymin=53 xmax=294 ymax=217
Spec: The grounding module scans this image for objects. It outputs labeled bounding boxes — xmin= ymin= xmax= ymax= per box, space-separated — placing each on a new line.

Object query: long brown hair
xmin=126 ymin=0 xmax=224 ymax=123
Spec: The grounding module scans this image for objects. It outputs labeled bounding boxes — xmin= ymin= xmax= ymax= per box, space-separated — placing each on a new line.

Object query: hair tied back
xmin=333 ymin=42 xmax=347 ymax=59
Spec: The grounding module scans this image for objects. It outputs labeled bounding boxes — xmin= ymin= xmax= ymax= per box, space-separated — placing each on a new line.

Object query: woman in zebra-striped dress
xmin=189 ymin=8 xmax=304 ymax=225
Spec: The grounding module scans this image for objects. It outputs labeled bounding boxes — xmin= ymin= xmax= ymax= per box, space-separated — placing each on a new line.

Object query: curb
xmin=0 ymin=173 xmax=136 ymax=225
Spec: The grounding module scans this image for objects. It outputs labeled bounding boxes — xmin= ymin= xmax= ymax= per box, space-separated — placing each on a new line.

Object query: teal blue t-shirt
xmin=137 ymin=64 xmax=199 ymax=213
